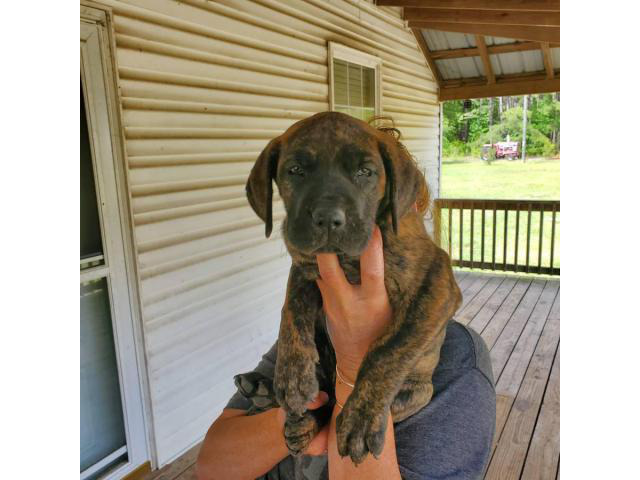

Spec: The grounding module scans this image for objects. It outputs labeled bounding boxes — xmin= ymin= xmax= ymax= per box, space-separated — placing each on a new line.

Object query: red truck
xmin=481 ymin=141 xmax=519 ymax=161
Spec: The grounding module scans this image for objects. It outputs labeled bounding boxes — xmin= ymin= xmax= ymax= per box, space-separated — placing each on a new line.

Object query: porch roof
xmin=376 ymin=0 xmax=560 ymax=100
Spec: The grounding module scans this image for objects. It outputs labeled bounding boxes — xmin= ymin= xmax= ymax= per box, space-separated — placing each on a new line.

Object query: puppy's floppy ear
xmin=246 ymin=137 xmax=281 ymax=238
xmin=378 ymin=134 xmax=427 ymax=233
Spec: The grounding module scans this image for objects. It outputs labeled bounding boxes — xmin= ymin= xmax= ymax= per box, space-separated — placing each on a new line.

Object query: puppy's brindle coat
xmin=246 ymin=112 xmax=461 ymax=464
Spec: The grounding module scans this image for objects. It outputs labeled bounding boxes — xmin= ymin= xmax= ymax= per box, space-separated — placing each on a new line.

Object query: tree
xmin=521 ymin=94 xmax=529 ymax=162
xmin=441 ymin=94 xmax=559 ymax=159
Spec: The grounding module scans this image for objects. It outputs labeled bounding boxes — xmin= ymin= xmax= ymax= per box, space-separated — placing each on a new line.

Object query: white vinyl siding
xmin=95 ymin=0 xmax=440 ymax=466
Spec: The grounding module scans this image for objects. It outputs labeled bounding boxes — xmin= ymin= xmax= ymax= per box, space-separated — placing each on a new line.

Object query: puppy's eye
xmin=288 ymin=165 xmax=304 ymax=176
xmin=356 ymin=167 xmax=372 ymax=177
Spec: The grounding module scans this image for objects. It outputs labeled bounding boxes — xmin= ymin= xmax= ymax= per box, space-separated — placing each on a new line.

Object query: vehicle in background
xmin=481 ymin=141 xmax=520 ymax=162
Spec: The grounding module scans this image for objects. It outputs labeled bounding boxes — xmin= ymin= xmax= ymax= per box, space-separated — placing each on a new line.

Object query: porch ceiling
xmin=376 ymin=0 xmax=560 ymax=101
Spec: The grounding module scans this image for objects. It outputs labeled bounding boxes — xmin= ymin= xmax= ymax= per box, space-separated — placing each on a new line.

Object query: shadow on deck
xmin=143 ymin=270 xmax=560 ymax=480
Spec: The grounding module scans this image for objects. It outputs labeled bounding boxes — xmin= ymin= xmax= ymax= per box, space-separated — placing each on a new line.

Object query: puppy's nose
xmin=311 ymin=207 xmax=346 ymax=231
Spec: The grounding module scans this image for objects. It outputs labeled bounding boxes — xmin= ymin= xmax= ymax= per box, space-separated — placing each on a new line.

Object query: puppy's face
xmin=276 ymin=114 xmax=385 ymax=256
xmin=246 ymin=112 xmax=425 ymax=258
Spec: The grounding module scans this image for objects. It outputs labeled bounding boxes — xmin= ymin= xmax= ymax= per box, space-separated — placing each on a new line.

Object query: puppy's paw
xmin=284 ymin=412 xmax=319 ymax=456
xmin=274 ymin=350 xmax=319 ymax=416
xmin=336 ymin=398 xmax=388 ymax=464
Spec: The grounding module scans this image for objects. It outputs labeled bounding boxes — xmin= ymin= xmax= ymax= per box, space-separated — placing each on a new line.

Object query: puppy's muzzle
xmin=311 ymin=206 xmax=346 ymax=232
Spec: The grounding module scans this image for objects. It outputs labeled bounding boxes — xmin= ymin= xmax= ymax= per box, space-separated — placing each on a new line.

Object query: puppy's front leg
xmin=336 ymin=259 xmax=460 ymax=464
xmin=274 ymin=267 xmax=322 ymax=417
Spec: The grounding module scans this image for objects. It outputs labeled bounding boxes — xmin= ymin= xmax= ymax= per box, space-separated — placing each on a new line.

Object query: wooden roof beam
xmin=407 ymin=22 xmax=560 ymax=43
xmin=439 ymin=77 xmax=559 ymax=101
xmin=540 ymin=42 xmax=555 ymax=79
xmin=377 ymin=0 xmax=560 ymax=11
xmin=441 ymin=70 xmax=559 ymax=88
xmin=411 ymin=28 xmax=443 ymax=87
xmin=475 ymin=35 xmax=495 ymax=84
xmin=430 ymin=41 xmax=559 ymax=60
xmin=404 ymin=8 xmax=559 ymax=27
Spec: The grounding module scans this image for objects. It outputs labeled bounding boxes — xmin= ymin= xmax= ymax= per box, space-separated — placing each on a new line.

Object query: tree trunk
xmin=498 ymin=96 xmax=503 ymax=119
xmin=459 ymin=99 xmax=472 ymax=142
xmin=521 ymin=94 xmax=529 ymax=162
xmin=488 ymin=97 xmax=494 ymax=144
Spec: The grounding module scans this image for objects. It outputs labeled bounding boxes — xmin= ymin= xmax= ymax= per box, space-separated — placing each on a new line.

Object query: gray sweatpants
xmin=225 ymin=321 xmax=496 ymax=480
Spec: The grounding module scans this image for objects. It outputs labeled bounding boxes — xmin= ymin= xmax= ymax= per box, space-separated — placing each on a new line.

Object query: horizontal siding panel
xmin=131 ymin=184 xmax=249 ymax=213
xmin=250 ymin=0 xmax=428 ymax=69
xmin=151 ymin=312 xmax=282 ymax=415
xmin=113 ymin=11 xmax=326 ymax=66
xmin=134 ymin=204 xmax=285 ymax=249
xmin=122 ymin=106 xmax=304 ymax=128
xmin=125 ymin=138 xmax=272 ymax=157
xmin=140 ymin=238 xmax=287 ymax=306
xmin=138 ymin=223 xmax=278 ymax=278
xmin=150 ymin=297 xmax=284 ymax=393
xmin=152 ymin=326 xmax=278 ymax=462
xmin=105 ymin=0 xmax=439 ymax=465
xmin=115 ymin=45 xmax=327 ymax=91
xmin=115 ymin=33 xmax=325 ymax=83
xmin=145 ymin=254 xmax=289 ymax=331
xmin=124 ymin=127 xmax=282 ymax=139
xmin=130 ymin=162 xmax=253 ymax=185
xmin=119 ymin=0 xmax=328 ymax=53
xmin=147 ymin=270 xmax=287 ymax=367
xmin=119 ymin=71 xmax=328 ymax=104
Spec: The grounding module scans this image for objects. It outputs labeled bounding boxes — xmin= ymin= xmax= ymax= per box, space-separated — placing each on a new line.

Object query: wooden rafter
xmin=540 ymin=42 xmax=555 ymax=79
xmin=377 ymin=0 xmax=560 ymax=11
xmin=407 ymin=22 xmax=559 ymax=43
xmin=411 ymin=28 xmax=442 ymax=87
xmin=442 ymin=70 xmax=559 ymax=88
xmin=440 ymin=77 xmax=559 ymax=100
xmin=475 ymin=35 xmax=495 ymax=84
xmin=430 ymin=41 xmax=559 ymax=60
xmin=403 ymin=8 xmax=559 ymax=27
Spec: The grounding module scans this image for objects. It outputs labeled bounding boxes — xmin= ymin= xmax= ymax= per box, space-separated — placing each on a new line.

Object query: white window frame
xmin=328 ymin=42 xmax=383 ymax=116
xmin=81 ymin=3 xmax=153 ymax=479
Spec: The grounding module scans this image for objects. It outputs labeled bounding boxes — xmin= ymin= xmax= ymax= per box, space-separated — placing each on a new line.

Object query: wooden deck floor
xmin=143 ymin=270 xmax=560 ymax=480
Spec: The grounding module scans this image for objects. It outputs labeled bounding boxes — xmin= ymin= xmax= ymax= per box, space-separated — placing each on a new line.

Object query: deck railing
xmin=433 ymin=199 xmax=560 ymax=276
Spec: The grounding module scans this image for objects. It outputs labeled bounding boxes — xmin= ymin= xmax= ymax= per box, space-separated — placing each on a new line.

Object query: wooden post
xmin=521 ymin=94 xmax=529 ymax=162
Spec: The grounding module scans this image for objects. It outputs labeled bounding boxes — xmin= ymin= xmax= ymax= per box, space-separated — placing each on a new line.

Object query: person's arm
xmin=328 ymin=379 xmax=401 ymax=480
xmin=316 ymin=226 xmax=402 ymax=479
xmin=196 ymin=394 xmax=329 ymax=480
xmin=196 ymin=407 xmax=287 ymax=480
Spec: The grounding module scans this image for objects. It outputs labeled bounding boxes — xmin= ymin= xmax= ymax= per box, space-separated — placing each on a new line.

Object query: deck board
xmin=145 ymin=271 xmax=560 ymax=480
xmin=467 ymin=276 xmax=518 ymax=333
xmin=520 ymin=348 xmax=560 ymax=480
xmin=480 ymin=277 xmax=534 ymax=349
xmin=457 ymin=273 xmax=494 ymax=311
xmin=455 ymin=275 xmax=505 ymax=325
xmin=486 ymin=286 xmax=559 ymax=479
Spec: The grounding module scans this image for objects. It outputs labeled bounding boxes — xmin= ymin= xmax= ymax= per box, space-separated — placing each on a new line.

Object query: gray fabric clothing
xmin=225 ymin=321 xmax=496 ymax=480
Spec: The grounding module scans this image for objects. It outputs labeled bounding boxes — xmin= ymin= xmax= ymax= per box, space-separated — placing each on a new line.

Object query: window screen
xmin=333 ymin=58 xmax=376 ymax=122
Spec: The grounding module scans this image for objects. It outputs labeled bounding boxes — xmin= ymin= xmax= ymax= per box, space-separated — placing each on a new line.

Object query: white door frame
xmin=81 ymin=3 xmax=154 ymax=477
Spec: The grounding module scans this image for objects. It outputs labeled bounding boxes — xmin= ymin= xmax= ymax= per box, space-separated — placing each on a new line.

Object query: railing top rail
xmin=434 ymin=198 xmax=560 ymax=212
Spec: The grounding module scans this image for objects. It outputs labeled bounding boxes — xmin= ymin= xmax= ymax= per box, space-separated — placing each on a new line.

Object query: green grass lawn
xmin=441 ymin=157 xmax=559 ymax=200
xmin=439 ymin=157 xmax=560 ymax=272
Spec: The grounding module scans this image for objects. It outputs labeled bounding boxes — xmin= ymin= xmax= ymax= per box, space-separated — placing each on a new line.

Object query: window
xmin=329 ymin=42 xmax=382 ymax=122
xmin=81 ymin=5 xmax=149 ymax=479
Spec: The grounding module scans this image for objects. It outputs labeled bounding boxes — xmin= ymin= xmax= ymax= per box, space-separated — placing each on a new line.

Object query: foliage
xmin=442 ymin=94 xmax=560 ymax=159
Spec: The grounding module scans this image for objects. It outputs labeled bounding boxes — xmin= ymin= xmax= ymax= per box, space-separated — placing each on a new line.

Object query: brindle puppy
xmin=245 ymin=112 xmax=461 ymax=464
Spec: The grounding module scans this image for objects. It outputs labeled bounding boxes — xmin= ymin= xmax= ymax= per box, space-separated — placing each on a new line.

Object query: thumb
xmin=360 ymin=226 xmax=386 ymax=297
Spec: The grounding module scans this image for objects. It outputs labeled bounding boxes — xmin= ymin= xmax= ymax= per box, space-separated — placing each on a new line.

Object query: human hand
xmin=316 ymin=226 xmax=392 ymax=382
xmin=276 ymin=391 xmax=330 ymax=456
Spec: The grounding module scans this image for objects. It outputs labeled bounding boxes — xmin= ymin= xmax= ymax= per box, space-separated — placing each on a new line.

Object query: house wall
xmin=96 ymin=0 xmax=440 ymax=466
